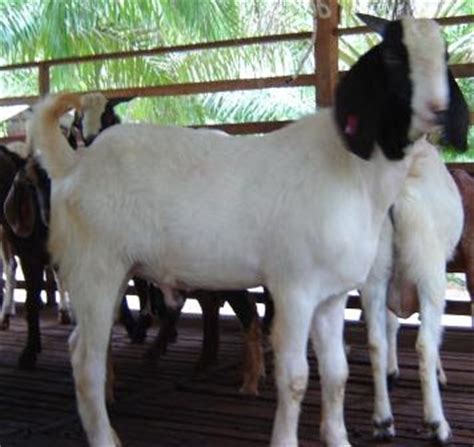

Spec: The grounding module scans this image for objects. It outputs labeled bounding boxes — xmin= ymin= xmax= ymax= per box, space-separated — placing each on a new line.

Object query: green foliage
xmin=0 ymin=0 xmax=471 ymax=156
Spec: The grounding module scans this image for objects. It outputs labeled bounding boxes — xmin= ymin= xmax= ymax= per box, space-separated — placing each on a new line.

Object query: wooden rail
xmin=0 ymin=5 xmax=472 ymax=323
xmin=0 ymin=12 xmax=472 ymax=108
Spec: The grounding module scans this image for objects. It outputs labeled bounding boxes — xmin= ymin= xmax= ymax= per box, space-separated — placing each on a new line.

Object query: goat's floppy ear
xmin=335 ymin=46 xmax=409 ymax=160
xmin=356 ymin=13 xmax=389 ymax=36
xmin=4 ymin=178 xmax=35 ymax=238
xmin=442 ymin=70 xmax=469 ymax=152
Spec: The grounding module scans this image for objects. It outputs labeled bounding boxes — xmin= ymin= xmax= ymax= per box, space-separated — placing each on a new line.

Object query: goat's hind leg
xmin=68 ymin=264 xmax=127 ymax=447
xmin=310 ymin=294 xmax=351 ymax=447
xmin=360 ymin=286 xmax=395 ymax=440
xmin=18 ymin=257 xmax=43 ymax=369
xmin=386 ymin=310 xmax=400 ymax=387
xmin=417 ymin=281 xmax=451 ymax=444
xmin=227 ymin=291 xmax=265 ymax=395
xmin=269 ymin=287 xmax=317 ymax=447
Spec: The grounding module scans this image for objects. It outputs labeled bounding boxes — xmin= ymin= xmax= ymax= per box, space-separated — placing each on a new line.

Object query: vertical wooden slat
xmin=315 ymin=0 xmax=339 ymax=108
xmin=38 ymin=63 xmax=50 ymax=96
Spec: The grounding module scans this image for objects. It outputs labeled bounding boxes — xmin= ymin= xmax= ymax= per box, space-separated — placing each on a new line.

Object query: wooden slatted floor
xmin=0 ymin=305 xmax=473 ymax=447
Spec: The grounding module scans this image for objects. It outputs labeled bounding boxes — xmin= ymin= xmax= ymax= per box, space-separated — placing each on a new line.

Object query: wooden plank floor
xmin=0 ymin=305 xmax=473 ymax=447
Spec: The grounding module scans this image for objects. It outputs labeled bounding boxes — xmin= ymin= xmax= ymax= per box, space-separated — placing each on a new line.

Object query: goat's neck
xmin=359 ymin=142 xmax=414 ymax=221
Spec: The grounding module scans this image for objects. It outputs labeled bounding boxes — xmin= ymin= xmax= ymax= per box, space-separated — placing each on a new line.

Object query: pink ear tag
xmin=344 ymin=114 xmax=359 ymax=136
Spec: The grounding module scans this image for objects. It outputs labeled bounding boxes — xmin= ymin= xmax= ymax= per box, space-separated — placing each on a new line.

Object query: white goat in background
xmin=360 ymin=137 xmax=463 ymax=441
xmin=28 ymin=15 xmax=468 ymax=447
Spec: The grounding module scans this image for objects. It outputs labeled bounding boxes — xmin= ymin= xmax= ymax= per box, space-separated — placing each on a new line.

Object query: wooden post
xmin=315 ymin=0 xmax=339 ymax=108
xmin=38 ymin=63 xmax=50 ymax=96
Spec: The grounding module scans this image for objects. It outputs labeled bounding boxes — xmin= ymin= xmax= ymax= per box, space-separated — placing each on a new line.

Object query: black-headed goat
xmin=28 ymin=16 xmax=468 ymax=447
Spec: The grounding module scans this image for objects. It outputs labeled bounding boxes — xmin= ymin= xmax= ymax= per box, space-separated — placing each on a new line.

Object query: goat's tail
xmin=27 ymin=93 xmax=82 ymax=179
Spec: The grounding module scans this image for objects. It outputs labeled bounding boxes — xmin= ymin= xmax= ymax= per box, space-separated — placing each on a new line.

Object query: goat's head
xmin=72 ymin=93 xmax=133 ymax=146
xmin=0 ymin=145 xmax=27 ymax=221
xmin=335 ymin=14 xmax=469 ymax=160
xmin=4 ymin=157 xmax=50 ymax=238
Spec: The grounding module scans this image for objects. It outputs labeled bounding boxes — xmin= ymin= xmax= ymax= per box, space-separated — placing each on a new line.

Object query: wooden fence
xmin=0 ymin=1 xmax=472 ymax=323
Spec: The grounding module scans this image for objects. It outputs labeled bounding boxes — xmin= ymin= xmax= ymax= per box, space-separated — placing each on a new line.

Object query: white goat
xmin=28 ymin=16 xmax=467 ymax=447
xmin=360 ymin=137 xmax=463 ymax=441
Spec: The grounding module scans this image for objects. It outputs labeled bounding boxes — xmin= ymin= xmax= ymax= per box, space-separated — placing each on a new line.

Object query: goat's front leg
xmin=310 ymin=294 xmax=351 ymax=447
xmin=270 ymin=287 xmax=316 ymax=447
xmin=18 ymin=257 xmax=43 ymax=369
xmin=417 ymin=282 xmax=451 ymax=444
xmin=360 ymin=286 xmax=395 ymax=440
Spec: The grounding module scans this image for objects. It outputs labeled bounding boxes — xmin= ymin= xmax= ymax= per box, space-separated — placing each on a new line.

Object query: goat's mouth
xmin=410 ymin=113 xmax=443 ymax=140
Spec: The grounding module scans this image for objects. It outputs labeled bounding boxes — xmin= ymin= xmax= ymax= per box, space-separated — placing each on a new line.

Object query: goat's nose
xmin=433 ymin=110 xmax=447 ymax=126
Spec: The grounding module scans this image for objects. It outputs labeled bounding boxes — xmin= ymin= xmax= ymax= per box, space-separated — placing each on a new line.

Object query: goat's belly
xmin=134 ymin=254 xmax=264 ymax=291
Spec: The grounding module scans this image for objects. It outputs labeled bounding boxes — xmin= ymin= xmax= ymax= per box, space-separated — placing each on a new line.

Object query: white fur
xmin=361 ymin=138 xmax=463 ymax=441
xmin=29 ymin=17 xmax=452 ymax=447
xmin=403 ymin=18 xmax=448 ymax=139
xmin=80 ymin=93 xmax=108 ymax=140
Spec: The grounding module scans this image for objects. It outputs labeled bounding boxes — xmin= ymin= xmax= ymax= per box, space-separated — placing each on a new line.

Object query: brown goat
xmin=450 ymin=169 xmax=474 ymax=304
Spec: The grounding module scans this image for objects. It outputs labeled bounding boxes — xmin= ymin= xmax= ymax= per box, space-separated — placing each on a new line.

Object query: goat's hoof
xmin=58 ymin=310 xmax=72 ymax=325
xmin=0 ymin=315 xmax=10 ymax=330
xmin=425 ymin=420 xmax=452 ymax=445
xmin=18 ymin=350 xmax=37 ymax=370
xmin=373 ymin=417 xmax=395 ymax=441
xmin=387 ymin=371 xmax=400 ymax=391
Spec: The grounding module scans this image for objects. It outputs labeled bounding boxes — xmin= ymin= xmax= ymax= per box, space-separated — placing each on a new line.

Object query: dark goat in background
xmin=0 ymin=146 xmax=54 ymax=368
xmin=451 ymin=169 xmax=474 ymax=301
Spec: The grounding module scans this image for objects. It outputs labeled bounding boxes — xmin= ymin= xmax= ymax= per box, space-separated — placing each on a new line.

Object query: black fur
xmin=335 ymin=21 xmax=412 ymax=160
xmin=443 ymin=70 xmax=469 ymax=151
xmin=0 ymin=145 xmax=26 ymax=170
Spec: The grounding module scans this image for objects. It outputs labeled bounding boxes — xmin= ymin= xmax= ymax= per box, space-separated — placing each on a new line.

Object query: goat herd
xmin=0 ymin=14 xmax=472 ymax=447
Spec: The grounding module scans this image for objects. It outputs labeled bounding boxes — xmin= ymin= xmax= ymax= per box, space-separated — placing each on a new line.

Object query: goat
xmin=450 ymin=169 xmax=474 ymax=302
xmin=380 ymin=168 xmax=474 ymax=394
xmin=28 ymin=16 xmax=468 ymax=447
xmin=360 ymin=137 xmax=463 ymax=441
xmin=0 ymin=145 xmax=59 ymax=368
